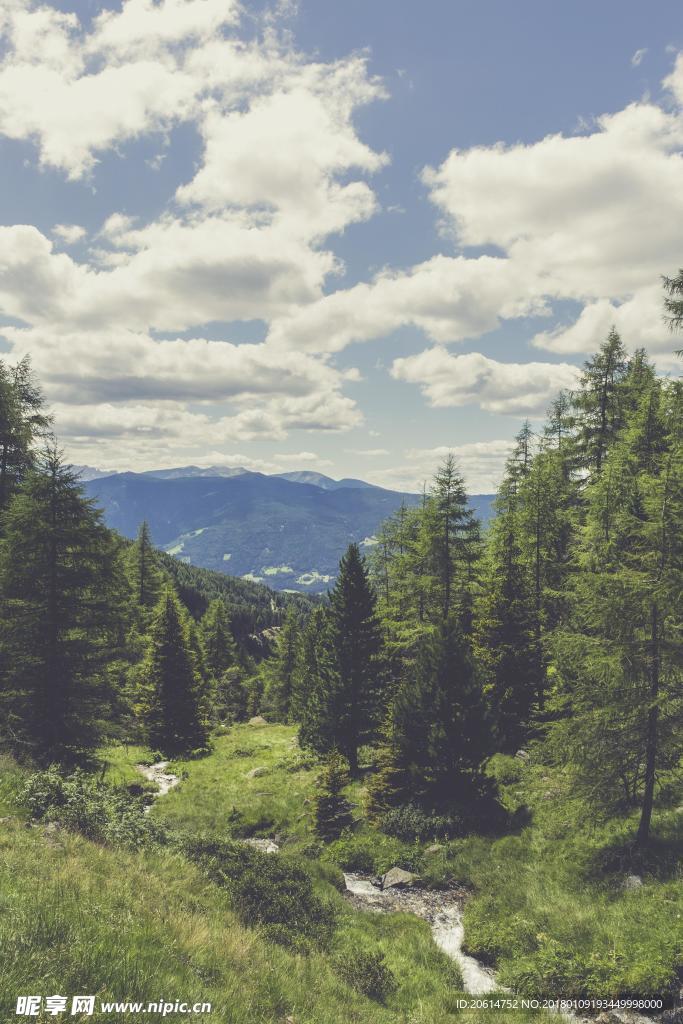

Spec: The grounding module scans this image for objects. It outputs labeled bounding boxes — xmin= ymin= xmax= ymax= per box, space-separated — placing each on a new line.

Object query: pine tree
xmin=126 ymin=521 xmax=163 ymax=615
xmin=0 ymin=448 xmax=124 ymax=762
xmin=314 ymin=751 xmax=354 ymax=839
xmin=201 ymin=598 xmax=238 ymax=680
xmin=545 ymin=380 xmax=682 ymax=844
xmin=0 ymin=357 xmax=50 ymax=522
xmin=573 ymin=327 xmax=629 ymax=477
xmin=328 ymin=543 xmax=384 ymax=774
xmin=142 ymin=586 xmax=209 ymax=755
xmin=262 ymin=606 xmax=300 ymax=722
xmin=474 ymin=472 xmax=540 ymax=751
xmin=296 ymin=607 xmax=340 ymax=754
xmin=388 ymin=618 xmax=493 ymax=811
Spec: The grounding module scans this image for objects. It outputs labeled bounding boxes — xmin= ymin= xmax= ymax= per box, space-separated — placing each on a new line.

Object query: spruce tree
xmin=388 ymin=618 xmax=492 ymax=811
xmin=328 ymin=543 xmax=384 ymax=774
xmin=0 ymin=356 xmax=50 ymax=522
xmin=296 ymin=607 xmax=341 ymax=754
xmin=201 ymin=598 xmax=238 ymax=680
xmin=262 ymin=606 xmax=300 ymax=722
xmin=126 ymin=521 xmax=163 ymax=615
xmin=0 ymin=448 xmax=123 ymax=762
xmin=573 ymin=327 xmax=629 ymax=477
xmin=545 ymin=380 xmax=682 ymax=844
xmin=142 ymin=586 xmax=209 ymax=755
xmin=314 ymin=751 xmax=354 ymax=839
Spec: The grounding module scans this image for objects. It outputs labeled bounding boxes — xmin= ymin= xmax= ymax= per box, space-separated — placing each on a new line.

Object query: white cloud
xmin=391 ymin=349 xmax=579 ymax=415
xmin=52 ymin=224 xmax=87 ymax=245
xmin=366 ymin=439 xmax=514 ymax=495
xmin=345 ymin=448 xmax=390 ymax=456
xmin=631 ymin=48 xmax=648 ymax=68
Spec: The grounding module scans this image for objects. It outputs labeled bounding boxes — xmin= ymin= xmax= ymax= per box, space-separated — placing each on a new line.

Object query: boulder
xmin=622 ymin=874 xmax=643 ymax=891
xmin=425 ymin=844 xmax=443 ymax=855
xmin=248 ymin=716 xmax=267 ymax=726
xmin=381 ymin=867 xmax=416 ymax=889
xmin=242 ymin=838 xmax=279 ymax=854
xmin=246 ymin=766 xmax=269 ymax=779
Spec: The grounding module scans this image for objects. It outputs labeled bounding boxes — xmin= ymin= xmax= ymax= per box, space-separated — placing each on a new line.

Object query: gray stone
xmin=248 ymin=715 xmax=267 ymax=726
xmin=425 ymin=844 xmax=443 ymax=855
xmin=242 ymin=838 xmax=279 ymax=854
xmin=381 ymin=867 xmax=417 ymax=889
xmin=622 ymin=874 xmax=643 ymax=890
xmin=246 ymin=766 xmax=269 ymax=779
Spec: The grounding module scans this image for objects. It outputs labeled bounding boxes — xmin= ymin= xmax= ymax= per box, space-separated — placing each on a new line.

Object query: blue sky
xmin=0 ymin=0 xmax=681 ymax=492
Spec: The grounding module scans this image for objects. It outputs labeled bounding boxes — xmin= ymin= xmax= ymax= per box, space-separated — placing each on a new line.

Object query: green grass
xmin=154 ymin=723 xmax=319 ymax=839
xmin=2 ymin=728 xmax=679 ymax=1020
xmin=99 ymin=742 xmax=157 ymax=789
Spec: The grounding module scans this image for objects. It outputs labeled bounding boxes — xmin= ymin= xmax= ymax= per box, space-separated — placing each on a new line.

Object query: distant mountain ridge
xmin=81 ymin=465 xmax=494 ymax=593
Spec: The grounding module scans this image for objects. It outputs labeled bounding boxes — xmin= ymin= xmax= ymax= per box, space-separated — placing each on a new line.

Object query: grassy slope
xmin=2 ymin=727 xmax=679 ymax=1022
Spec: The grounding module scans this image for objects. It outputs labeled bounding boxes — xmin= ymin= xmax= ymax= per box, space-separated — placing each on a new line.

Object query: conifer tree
xmin=0 ymin=448 xmax=123 ymax=762
xmin=573 ymin=327 xmax=629 ymax=476
xmin=545 ymin=380 xmax=682 ymax=844
xmin=296 ymin=607 xmax=340 ymax=754
xmin=201 ymin=598 xmax=238 ymax=680
xmin=474 ymin=472 xmax=540 ymax=751
xmin=126 ymin=521 xmax=163 ymax=614
xmin=142 ymin=586 xmax=209 ymax=755
xmin=314 ymin=751 xmax=354 ymax=840
xmin=328 ymin=543 xmax=384 ymax=774
xmin=0 ymin=356 xmax=50 ymax=522
xmin=262 ymin=606 xmax=300 ymax=722
xmin=386 ymin=618 xmax=492 ymax=810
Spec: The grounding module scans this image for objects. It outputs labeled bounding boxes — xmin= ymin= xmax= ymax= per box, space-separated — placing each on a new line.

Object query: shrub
xmin=325 ymin=829 xmax=424 ymax=875
xmin=334 ymin=950 xmax=397 ymax=1002
xmin=21 ymin=768 xmax=166 ymax=849
xmin=184 ymin=837 xmax=337 ymax=950
xmin=380 ymin=803 xmax=463 ymax=842
xmin=315 ymin=752 xmax=354 ymax=840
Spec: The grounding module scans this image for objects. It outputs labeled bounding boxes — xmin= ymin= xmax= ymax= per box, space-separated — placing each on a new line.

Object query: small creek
xmin=343 ymin=873 xmax=498 ymax=995
xmin=137 ymin=761 xmax=180 ymax=811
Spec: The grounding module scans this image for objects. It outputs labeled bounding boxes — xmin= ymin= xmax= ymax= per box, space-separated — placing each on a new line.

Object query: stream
xmin=137 ymin=761 xmax=180 ymax=811
xmin=343 ymin=873 xmax=499 ymax=995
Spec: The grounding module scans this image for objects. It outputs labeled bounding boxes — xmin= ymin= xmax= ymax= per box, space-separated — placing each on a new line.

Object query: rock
xmin=381 ymin=867 xmax=416 ymax=889
xmin=246 ymin=766 xmax=268 ymax=779
xmin=622 ymin=874 xmax=643 ymax=890
xmin=425 ymin=844 xmax=443 ymax=855
xmin=248 ymin=716 xmax=267 ymax=726
xmin=0 ymin=816 xmax=14 ymax=824
xmin=514 ymin=749 xmax=529 ymax=761
xmin=242 ymin=838 xmax=279 ymax=854
xmin=661 ymin=1008 xmax=683 ymax=1024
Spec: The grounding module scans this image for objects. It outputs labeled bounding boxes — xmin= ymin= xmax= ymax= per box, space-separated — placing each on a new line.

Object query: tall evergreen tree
xmin=386 ymin=618 xmax=492 ymax=810
xmin=296 ymin=607 xmax=340 ymax=754
xmin=0 ymin=357 xmax=49 ymax=522
xmin=545 ymin=380 xmax=682 ymax=844
xmin=474 ymin=471 xmax=540 ymax=751
xmin=201 ymin=598 xmax=238 ymax=680
xmin=314 ymin=751 xmax=354 ymax=840
xmin=262 ymin=606 xmax=300 ymax=722
xmin=126 ymin=521 xmax=164 ymax=614
xmin=0 ymin=448 xmax=123 ymax=762
xmin=142 ymin=586 xmax=209 ymax=755
xmin=327 ymin=543 xmax=384 ymax=774
xmin=573 ymin=327 xmax=629 ymax=476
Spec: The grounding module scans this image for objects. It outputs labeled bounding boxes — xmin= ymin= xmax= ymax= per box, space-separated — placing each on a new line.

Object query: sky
xmin=0 ymin=0 xmax=682 ymax=494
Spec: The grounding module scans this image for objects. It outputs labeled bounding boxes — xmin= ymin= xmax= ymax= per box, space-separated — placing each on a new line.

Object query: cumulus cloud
xmin=52 ymin=224 xmax=87 ymax=245
xmin=391 ymin=349 xmax=579 ymax=415
xmin=366 ymin=440 xmax=514 ymax=495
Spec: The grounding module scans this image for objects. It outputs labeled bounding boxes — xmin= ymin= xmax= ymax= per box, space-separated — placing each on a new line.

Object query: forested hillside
xmin=0 ymin=320 xmax=681 ymax=1021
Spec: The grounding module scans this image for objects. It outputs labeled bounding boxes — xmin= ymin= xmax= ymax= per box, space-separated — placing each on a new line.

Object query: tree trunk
xmin=636 ymin=602 xmax=660 ymax=847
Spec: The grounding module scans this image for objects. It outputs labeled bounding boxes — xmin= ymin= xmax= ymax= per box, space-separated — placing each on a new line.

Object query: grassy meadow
xmin=0 ymin=724 xmax=680 ymax=1023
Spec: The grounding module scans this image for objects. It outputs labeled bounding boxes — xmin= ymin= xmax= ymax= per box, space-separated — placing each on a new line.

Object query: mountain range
xmin=81 ymin=466 xmax=494 ymax=593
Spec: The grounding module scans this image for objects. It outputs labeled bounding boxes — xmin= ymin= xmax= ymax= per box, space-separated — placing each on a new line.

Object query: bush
xmin=22 ymin=767 xmax=166 ymax=849
xmin=184 ymin=837 xmax=337 ymax=950
xmin=334 ymin=950 xmax=397 ymax=1002
xmin=325 ymin=829 xmax=424 ymax=875
xmin=380 ymin=803 xmax=463 ymax=842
